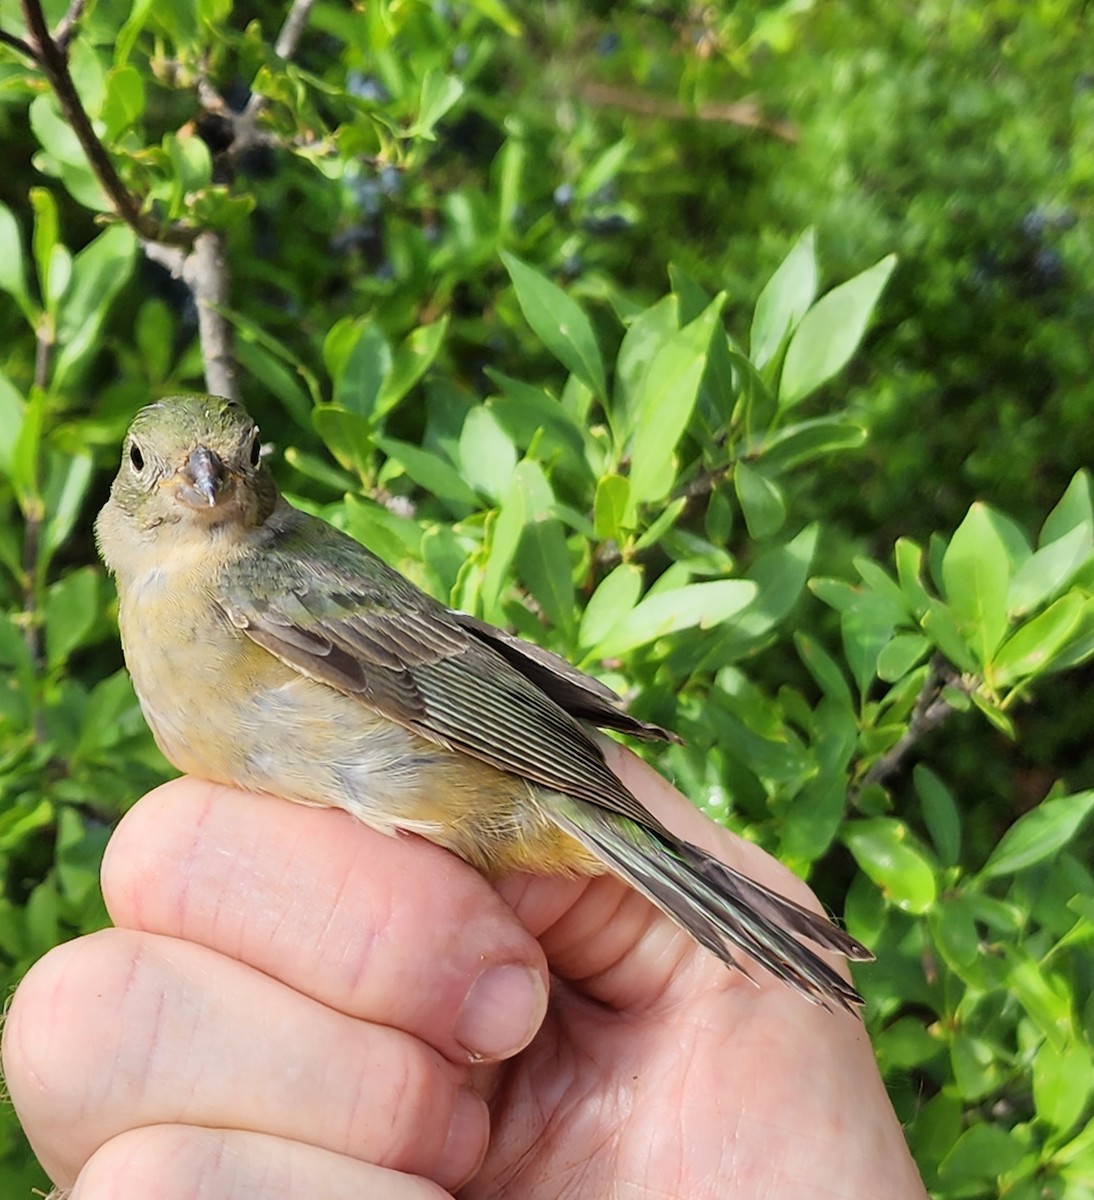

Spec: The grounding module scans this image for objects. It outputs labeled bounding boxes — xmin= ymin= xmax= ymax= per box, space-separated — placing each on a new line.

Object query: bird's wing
xmin=215 ymin=506 xmax=672 ymax=831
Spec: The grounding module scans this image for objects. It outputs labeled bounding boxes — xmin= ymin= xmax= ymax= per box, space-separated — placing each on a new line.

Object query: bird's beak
xmin=178 ymin=445 xmax=227 ymax=508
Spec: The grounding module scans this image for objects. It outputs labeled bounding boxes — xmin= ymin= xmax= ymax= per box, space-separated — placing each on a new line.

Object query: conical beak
xmin=181 ymin=445 xmax=226 ymax=507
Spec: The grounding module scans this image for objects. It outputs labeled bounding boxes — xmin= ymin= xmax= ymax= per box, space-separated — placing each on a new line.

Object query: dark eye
xmin=249 ymin=432 xmax=262 ymax=467
xmin=129 ymin=442 xmax=145 ymax=471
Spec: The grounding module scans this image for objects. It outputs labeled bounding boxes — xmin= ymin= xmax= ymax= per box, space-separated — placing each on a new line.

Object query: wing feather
xmin=216 ymin=504 xmax=673 ymax=833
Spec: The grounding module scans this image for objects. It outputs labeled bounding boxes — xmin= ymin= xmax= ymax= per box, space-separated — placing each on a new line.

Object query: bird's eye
xmin=249 ymin=432 xmax=262 ymax=467
xmin=129 ymin=442 xmax=145 ymax=472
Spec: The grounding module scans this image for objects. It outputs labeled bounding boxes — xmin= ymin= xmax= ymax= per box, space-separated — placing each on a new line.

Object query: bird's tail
xmin=551 ymin=798 xmax=871 ymax=1013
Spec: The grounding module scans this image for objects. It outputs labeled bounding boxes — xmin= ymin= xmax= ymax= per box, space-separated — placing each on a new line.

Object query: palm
xmin=463 ymin=868 xmax=915 ymax=1200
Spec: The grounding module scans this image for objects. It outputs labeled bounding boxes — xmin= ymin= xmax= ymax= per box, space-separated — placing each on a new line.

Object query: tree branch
xmin=0 ymin=28 xmax=37 ymax=57
xmin=184 ymin=231 xmax=238 ymax=401
xmin=859 ymin=658 xmax=965 ymax=790
xmin=52 ymin=0 xmax=87 ymax=52
xmin=18 ymin=0 xmax=191 ymax=246
xmin=579 ymin=82 xmax=798 ymax=143
xmin=232 ymin=0 xmax=316 ymax=157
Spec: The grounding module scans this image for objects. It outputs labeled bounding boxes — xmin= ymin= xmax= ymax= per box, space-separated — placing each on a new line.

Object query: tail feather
xmin=552 ymin=801 xmax=869 ymax=1013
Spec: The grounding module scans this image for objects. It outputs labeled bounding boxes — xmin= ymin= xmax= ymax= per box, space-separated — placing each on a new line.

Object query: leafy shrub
xmin=1 ymin=2 xmax=1092 ymax=1197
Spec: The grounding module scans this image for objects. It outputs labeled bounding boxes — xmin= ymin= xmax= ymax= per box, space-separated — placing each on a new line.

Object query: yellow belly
xmin=120 ymin=578 xmax=601 ymax=877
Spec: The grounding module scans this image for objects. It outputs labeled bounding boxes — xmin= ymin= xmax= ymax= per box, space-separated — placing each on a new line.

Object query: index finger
xmin=102 ymin=778 xmax=549 ymax=1065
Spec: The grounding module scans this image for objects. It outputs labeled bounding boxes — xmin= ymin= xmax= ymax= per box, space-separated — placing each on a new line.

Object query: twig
xmin=52 ymin=0 xmax=87 ymax=52
xmin=18 ymin=0 xmax=191 ymax=246
xmin=184 ymin=231 xmax=238 ymax=401
xmin=232 ymin=0 xmax=315 ymax=156
xmin=0 ymin=28 xmax=37 ymax=57
xmin=859 ymin=658 xmax=964 ymax=790
xmin=273 ymin=0 xmax=315 ymax=61
xmin=579 ymin=81 xmax=798 ymax=143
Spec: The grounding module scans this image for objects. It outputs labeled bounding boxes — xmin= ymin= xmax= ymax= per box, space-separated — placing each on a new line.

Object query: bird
xmin=96 ymin=393 xmax=871 ymax=1012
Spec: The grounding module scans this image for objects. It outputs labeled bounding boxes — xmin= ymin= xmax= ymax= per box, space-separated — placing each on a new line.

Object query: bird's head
xmin=104 ymin=394 xmax=279 ymax=535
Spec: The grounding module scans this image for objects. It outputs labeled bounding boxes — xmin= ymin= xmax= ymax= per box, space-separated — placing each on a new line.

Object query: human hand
xmin=3 ymin=746 xmax=928 ymax=1198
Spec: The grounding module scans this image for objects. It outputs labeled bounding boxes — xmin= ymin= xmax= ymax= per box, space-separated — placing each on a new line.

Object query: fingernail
xmin=454 ymin=964 xmax=547 ymax=1061
xmin=437 ymin=1087 xmax=489 ymax=1191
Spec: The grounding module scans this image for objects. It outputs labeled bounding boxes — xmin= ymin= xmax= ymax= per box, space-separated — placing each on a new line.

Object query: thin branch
xmin=18 ymin=0 xmax=191 ymax=246
xmin=859 ymin=659 xmax=965 ymax=791
xmin=233 ymin=0 xmax=315 ymax=152
xmin=52 ymin=0 xmax=87 ymax=52
xmin=273 ymin=0 xmax=315 ymax=62
xmin=183 ymin=231 xmax=239 ymax=401
xmin=0 ymin=28 xmax=37 ymax=57
xmin=579 ymin=81 xmax=799 ymax=143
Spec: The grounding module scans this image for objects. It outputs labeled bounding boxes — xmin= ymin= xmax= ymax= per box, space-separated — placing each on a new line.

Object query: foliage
xmin=0 ymin=2 xmax=1092 ymax=1198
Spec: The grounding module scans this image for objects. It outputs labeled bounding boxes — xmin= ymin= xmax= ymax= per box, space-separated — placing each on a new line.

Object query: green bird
xmin=96 ymin=394 xmax=870 ymax=1011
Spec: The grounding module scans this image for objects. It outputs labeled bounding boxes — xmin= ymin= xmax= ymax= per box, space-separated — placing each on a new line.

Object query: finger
xmin=70 ymin=1126 xmax=455 ymax=1200
xmin=496 ymin=742 xmax=857 ymax=1011
xmin=102 ymin=778 xmax=548 ymax=1064
xmin=3 ymin=929 xmax=487 ymax=1192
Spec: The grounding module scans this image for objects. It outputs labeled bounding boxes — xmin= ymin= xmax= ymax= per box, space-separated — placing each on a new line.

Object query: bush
xmin=1 ymin=2 xmax=1092 ymax=1196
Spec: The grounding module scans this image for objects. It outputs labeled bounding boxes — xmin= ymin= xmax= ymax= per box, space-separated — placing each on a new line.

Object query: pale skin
xmin=3 ymin=745 xmax=929 ymax=1199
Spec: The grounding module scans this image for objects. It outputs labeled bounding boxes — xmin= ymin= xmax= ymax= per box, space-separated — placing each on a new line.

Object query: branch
xmin=0 ymin=28 xmax=36 ymax=57
xmin=18 ymin=0 xmax=191 ymax=246
xmin=579 ymin=81 xmax=798 ymax=143
xmin=52 ymin=0 xmax=87 ymax=52
xmin=859 ymin=659 xmax=965 ymax=791
xmin=272 ymin=0 xmax=315 ymax=62
xmin=184 ymin=232 xmax=238 ymax=401
xmin=230 ymin=0 xmax=315 ymax=159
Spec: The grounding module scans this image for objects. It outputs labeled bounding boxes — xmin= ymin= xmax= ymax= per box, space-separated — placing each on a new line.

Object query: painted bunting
xmin=96 ymin=394 xmax=871 ymax=1011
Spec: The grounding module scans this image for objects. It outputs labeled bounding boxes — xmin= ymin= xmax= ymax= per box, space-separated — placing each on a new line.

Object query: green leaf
xmin=1033 ymin=1035 xmax=1094 ymax=1135
xmin=938 ymin=1123 xmax=1026 ymax=1186
xmin=734 ymin=459 xmax=786 ymax=539
xmin=480 ymin=478 xmax=525 ymax=623
xmin=312 ymin=404 xmax=373 ymax=480
xmin=914 ymin=765 xmax=962 ymax=868
xmin=0 ymin=201 xmax=33 ymax=319
xmin=747 ymin=415 xmax=867 ymax=474
xmin=591 ymin=579 xmax=756 ymax=659
xmin=627 ymin=294 xmax=725 ymax=505
xmin=795 ymin=631 xmax=854 ymax=710
xmin=516 ymin=517 xmax=575 ymax=638
xmin=101 ymin=65 xmax=145 ymax=140
xmin=377 ymin=318 xmax=448 ymax=417
xmin=324 ymin=317 xmax=392 ymax=420
xmin=895 ymin=537 xmax=931 ymax=614
xmin=594 ymin=473 xmax=631 ymax=541
xmin=410 ymin=70 xmax=465 ymax=139
xmin=501 ymin=252 xmax=607 ymax=398
xmin=54 ymin=224 xmax=138 ymax=389
xmin=458 ymin=406 xmax=517 ymax=503
xmin=779 ymin=253 xmax=897 ymax=409
xmin=30 ymin=186 xmax=62 ymax=310
xmin=840 ymin=604 xmax=895 ymax=698
xmin=613 ymin=293 xmax=678 ymax=438
xmin=941 ymin=502 xmax=1011 ymax=665
xmin=1008 ymin=523 xmax=1092 ymax=616
xmin=876 ymin=632 xmax=930 ymax=682
xmin=45 ymin=566 xmax=100 ymax=667
xmin=844 ymin=817 xmax=937 ymax=913
xmin=579 ymin=563 xmax=643 ymax=651
xmin=42 ymin=452 xmax=94 ymax=563
xmin=980 ymin=791 xmax=1094 ymax=879
xmin=750 ymin=227 xmax=818 ymax=369
xmin=920 ymin=599 xmax=978 ymax=673
xmin=1041 ymin=470 xmax=1094 ymax=547
xmin=992 ymin=592 xmax=1087 ymax=687
xmin=0 ymin=371 xmax=27 ymax=478
xmin=377 ymin=436 xmax=478 ymax=509
xmin=486 ymin=370 xmax=591 ymax=474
